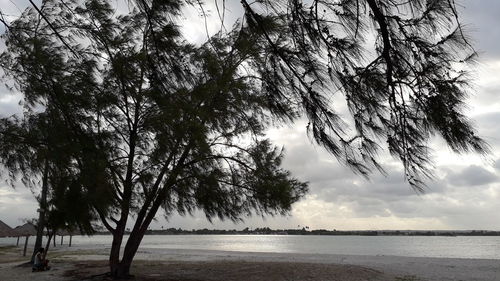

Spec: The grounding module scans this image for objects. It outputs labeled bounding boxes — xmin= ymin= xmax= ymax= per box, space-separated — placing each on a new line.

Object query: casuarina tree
xmin=0 ymin=110 xmax=99 ymax=261
xmin=0 ymin=0 xmax=486 ymax=278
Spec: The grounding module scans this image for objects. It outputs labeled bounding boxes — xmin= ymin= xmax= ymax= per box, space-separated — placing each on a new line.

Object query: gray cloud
xmin=475 ymin=83 xmax=500 ymax=108
xmin=446 ymin=165 xmax=498 ymax=187
xmin=0 ymin=90 xmax=22 ymax=117
xmin=0 ymin=184 xmax=38 ymax=227
xmin=461 ymin=0 xmax=500 ymax=59
xmin=473 ymin=112 xmax=500 ymax=150
xmin=494 ymin=159 xmax=500 ymax=171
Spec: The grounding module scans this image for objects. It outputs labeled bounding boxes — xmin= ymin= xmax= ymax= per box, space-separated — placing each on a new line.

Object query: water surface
xmin=6 ymin=234 xmax=496 ymax=259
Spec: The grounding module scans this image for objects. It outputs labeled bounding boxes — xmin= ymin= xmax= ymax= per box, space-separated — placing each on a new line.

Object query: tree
xmin=0 ymin=110 xmax=98 ymax=261
xmin=0 ymin=0 xmax=486 ymax=278
xmin=1 ymin=0 xmax=308 ymax=277
xmin=0 ymin=113 xmax=58 ymax=263
xmin=239 ymin=0 xmax=488 ymax=188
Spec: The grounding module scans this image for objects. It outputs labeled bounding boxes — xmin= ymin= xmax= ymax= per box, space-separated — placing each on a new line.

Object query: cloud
xmin=0 ymin=184 xmax=38 ymax=227
xmin=0 ymin=89 xmax=22 ymax=117
xmin=179 ymin=0 xmax=244 ymax=44
xmin=461 ymin=0 xmax=500 ymax=59
xmin=446 ymin=165 xmax=498 ymax=187
xmin=494 ymin=159 xmax=500 ymax=171
xmin=473 ymin=112 xmax=500 ymax=151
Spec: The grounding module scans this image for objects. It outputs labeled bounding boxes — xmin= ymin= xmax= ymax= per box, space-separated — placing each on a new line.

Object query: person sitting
xmin=32 ymin=247 xmax=50 ymax=272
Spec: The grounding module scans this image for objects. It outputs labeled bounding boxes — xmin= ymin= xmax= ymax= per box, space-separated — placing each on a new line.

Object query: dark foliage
xmin=240 ymin=0 xmax=488 ymax=189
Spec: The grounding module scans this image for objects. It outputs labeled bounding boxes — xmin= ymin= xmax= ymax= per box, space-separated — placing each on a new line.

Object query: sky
xmin=1 ymin=0 xmax=500 ymax=231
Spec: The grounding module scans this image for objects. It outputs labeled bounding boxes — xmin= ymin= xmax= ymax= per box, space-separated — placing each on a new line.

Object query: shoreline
xmin=1 ymin=245 xmax=499 ymax=280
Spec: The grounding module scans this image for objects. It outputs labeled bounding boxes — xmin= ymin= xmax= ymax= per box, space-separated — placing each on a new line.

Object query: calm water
xmin=3 ymin=235 xmax=500 ymax=259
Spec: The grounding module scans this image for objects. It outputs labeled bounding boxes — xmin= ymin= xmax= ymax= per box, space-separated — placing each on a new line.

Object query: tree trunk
xmin=108 ymin=131 xmax=183 ymax=279
xmin=31 ymin=159 xmax=49 ymax=263
xmin=110 ymin=189 xmax=168 ymax=279
xmin=69 ymin=235 xmax=72 ymax=247
xmin=60 ymin=235 xmax=63 ymax=245
xmin=110 ymin=227 xmax=146 ymax=279
xmin=44 ymin=232 xmax=53 ymax=259
xmin=109 ymin=229 xmax=125 ymax=278
xmin=113 ymin=262 xmax=132 ymax=279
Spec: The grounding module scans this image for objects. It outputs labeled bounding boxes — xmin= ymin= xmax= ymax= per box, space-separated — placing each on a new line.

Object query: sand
xmin=1 ymin=244 xmax=499 ymax=280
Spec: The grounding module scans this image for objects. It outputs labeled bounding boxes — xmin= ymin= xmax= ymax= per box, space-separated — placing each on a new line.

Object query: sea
xmin=3 ymin=234 xmax=500 ymax=259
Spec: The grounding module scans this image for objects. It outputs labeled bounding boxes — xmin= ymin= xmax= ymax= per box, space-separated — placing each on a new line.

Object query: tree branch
xmin=28 ymin=0 xmax=79 ymax=58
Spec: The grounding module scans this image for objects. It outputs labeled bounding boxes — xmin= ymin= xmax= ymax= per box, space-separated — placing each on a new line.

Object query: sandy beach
xmin=1 ymin=244 xmax=499 ymax=280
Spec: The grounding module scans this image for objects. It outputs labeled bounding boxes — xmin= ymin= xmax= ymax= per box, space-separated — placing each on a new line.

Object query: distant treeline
xmin=97 ymin=227 xmax=500 ymax=236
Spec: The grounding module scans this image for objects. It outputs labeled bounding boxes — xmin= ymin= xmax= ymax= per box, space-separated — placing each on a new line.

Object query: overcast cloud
xmin=0 ymin=0 xmax=499 ymax=231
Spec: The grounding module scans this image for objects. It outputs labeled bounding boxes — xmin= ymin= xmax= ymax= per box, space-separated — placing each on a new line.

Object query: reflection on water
xmin=2 ymin=234 xmax=500 ymax=259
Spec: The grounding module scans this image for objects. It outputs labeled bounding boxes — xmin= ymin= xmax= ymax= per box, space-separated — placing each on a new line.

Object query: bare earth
xmin=1 ymin=245 xmax=499 ymax=281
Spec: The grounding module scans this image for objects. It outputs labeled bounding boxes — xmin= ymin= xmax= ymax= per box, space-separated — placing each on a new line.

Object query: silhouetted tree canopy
xmin=239 ymin=0 xmax=488 ymax=188
xmin=0 ymin=0 xmax=486 ymax=278
xmin=0 ymin=108 xmax=98 ymax=260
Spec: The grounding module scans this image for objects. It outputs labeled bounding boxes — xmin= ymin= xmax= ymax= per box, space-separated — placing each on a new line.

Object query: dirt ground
xmin=0 ymin=244 xmax=398 ymax=281
xmin=62 ymin=260 xmax=396 ymax=281
xmin=0 ymin=245 xmax=427 ymax=281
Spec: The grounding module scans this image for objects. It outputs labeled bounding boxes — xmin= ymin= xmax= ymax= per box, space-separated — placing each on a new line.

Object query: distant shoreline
xmin=95 ymin=228 xmax=500 ymax=236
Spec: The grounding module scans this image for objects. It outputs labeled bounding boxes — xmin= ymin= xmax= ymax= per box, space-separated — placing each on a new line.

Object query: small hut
xmin=0 ymin=220 xmax=14 ymax=238
xmin=13 ymin=223 xmax=37 ymax=256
